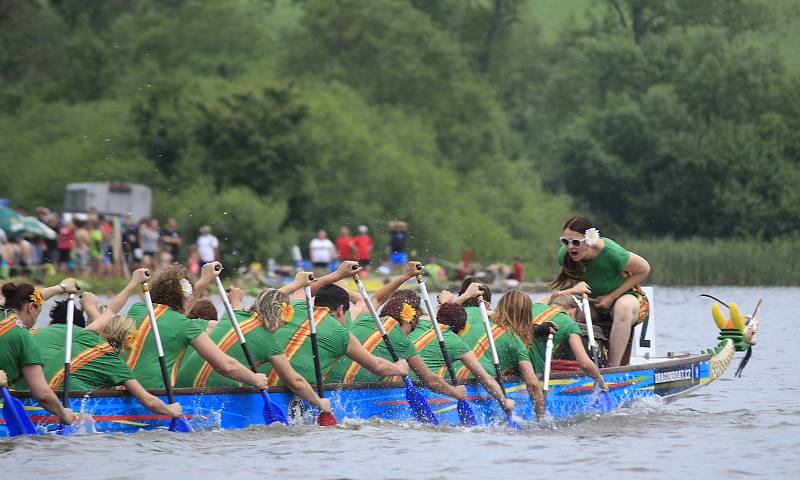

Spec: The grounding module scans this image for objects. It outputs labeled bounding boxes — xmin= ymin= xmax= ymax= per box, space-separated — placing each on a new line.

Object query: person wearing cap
xmin=352 ymin=225 xmax=373 ymax=270
xmin=196 ymin=225 xmax=219 ymax=268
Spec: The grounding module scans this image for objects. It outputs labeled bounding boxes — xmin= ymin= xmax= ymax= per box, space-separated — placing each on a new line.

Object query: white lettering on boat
xmin=654 ymin=367 xmax=693 ymax=384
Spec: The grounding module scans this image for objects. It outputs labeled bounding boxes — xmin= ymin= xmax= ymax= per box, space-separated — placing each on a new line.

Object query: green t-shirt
xmin=407 ymin=320 xmax=469 ymax=379
xmin=453 ymin=307 xmax=529 ymax=379
xmin=258 ymin=299 xmax=350 ymax=386
xmin=31 ymin=324 xmax=85 ymax=372
xmin=176 ymin=309 xmax=283 ymax=387
xmin=327 ymin=312 xmax=417 ymax=383
xmin=124 ymin=302 xmax=208 ymax=388
xmin=557 ymin=237 xmax=631 ymax=297
xmin=0 ymin=316 xmax=43 ymax=385
xmin=44 ymin=329 xmax=135 ymax=390
xmin=89 ymin=229 xmax=103 ymax=258
xmin=529 ymin=303 xmax=582 ymax=374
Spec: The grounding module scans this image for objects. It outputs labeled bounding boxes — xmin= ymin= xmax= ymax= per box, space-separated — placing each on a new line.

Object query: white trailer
xmin=64 ymin=182 xmax=152 ymax=221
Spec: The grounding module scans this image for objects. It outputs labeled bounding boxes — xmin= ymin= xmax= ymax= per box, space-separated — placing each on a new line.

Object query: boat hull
xmin=0 ymin=354 xmax=715 ymax=435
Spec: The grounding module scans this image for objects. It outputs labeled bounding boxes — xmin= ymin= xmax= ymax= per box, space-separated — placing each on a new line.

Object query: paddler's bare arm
xmin=22 ymin=364 xmax=76 ymax=424
xmin=187 ymin=262 xmax=222 ymax=313
xmin=278 ymin=271 xmax=315 ymax=296
xmin=0 ymin=370 xmax=7 ymax=386
xmin=190 ymin=333 xmax=270 ymax=390
xmin=454 ymin=282 xmax=482 ymax=305
xmin=460 ymin=352 xmax=515 ymax=411
xmin=517 ymin=360 xmax=545 ymax=420
xmin=108 ymin=268 xmax=149 ymax=314
xmin=124 ymin=379 xmax=182 ymax=418
xmin=595 ymin=253 xmax=650 ymax=310
xmin=40 ymin=278 xmax=79 ymax=301
xmin=268 ymin=354 xmax=331 ymax=413
xmin=371 ymin=262 xmax=422 ymax=308
xmin=568 ymin=334 xmax=608 ymax=390
xmin=407 ymin=355 xmax=465 ymax=400
xmin=291 ymin=261 xmax=360 ymax=300
xmin=345 ymin=334 xmax=409 ymax=377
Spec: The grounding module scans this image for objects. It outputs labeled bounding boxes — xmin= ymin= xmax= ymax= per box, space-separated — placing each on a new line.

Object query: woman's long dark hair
xmin=547 ymin=216 xmax=594 ymax=291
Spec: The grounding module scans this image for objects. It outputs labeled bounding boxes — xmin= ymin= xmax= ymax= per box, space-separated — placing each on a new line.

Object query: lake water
xmin=3 ymin=286 xmax=798 ymax=479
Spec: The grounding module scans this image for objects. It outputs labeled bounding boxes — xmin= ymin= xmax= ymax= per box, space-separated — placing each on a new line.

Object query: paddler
xmin=409 ymin=301 xmax=515 ymax=413
xmin=261 ymin=261 xmax=408 ymax=385
xmin=175 ymin=273 xmax=332 ymax=415
xmin=498 ymin=289 xmax=608 ymax=391
xmin=548 ymin=216 xmax=651 ymax=367
xmin=124 ymin=262 xmax=270 ymax=390
xmin=444 ymin=279 xmax=545 ymax=419
xmin=0 ymin=282 xmax=77 ymax=425
xmin=41 ymin=292 xmax=182 ymax=419
xmin=327 ymin=262 xmax=466 ymax=401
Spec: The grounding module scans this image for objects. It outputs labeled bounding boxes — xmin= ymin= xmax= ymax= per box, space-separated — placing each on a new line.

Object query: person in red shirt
xmin=335 ymin=227 xmax=354 ymax=264
xmin=352 ymin=225 xmax=373 ymax=270
xmin=56 ymin=219 xmax=75 ymax=273
xmin=512 ymin=257 xmax=524 ymax=282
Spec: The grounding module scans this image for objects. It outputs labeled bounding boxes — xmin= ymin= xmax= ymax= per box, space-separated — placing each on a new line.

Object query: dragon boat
xmin=0 ymin=289 xmax=758 ymax=435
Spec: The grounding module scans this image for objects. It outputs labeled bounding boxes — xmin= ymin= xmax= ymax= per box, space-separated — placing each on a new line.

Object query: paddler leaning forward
xmin=409 ymin=301 xmax=515 ymax=413
xmin=0 ymin=280 xmax=78 ymax=425
xmin=496 ymin=289 xmax=608 ymax=391
xmin=41 ymin=290 xmax=182 ymax=419
xmin=259 ymin=261 xmax=408 ymax=386
xmin=124 ymin=262 xmax=269 ymax=391
xmin=446 ymin=279 xmax=546 ymax=419
xmin=327 ymin=261 xmax=467 ymax=401
xmin=176 ymin=272 xmax=332 ymax=415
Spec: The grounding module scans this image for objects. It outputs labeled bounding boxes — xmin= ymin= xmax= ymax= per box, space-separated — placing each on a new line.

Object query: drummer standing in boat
xmin=549 ymin=216 xmax=651 ymax=367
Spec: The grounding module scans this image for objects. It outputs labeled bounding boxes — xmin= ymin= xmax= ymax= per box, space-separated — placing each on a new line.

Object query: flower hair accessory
xmin=280 ymin=302 xmax=294 ymax=321
xmin=399 ymin=303 xmax=417 ymax=323
xmin=179 ymin=278 xmax=193 ymax=299
xmin=29 ymin=288 xmax=44 ymax=307
xmin=584 ymin=227 xmax=600 ymax=247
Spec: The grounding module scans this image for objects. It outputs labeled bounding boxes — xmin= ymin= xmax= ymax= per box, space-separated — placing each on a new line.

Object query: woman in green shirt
xmin=44 ymin=294 xmax=182 ymax=420
xmin=549 ymin=216 xmax=651 ymax=367
xmin=0 ymin=281 xmax=77 ymax=425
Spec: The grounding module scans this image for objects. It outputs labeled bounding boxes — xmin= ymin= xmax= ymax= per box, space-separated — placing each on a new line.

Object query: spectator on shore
xmin=139 ymin=218 xmax=160 ymax=269
xmin=122 ymin=214 xmax=139 ymax=269
xmin=74 ymin=220 xmax=91 ymax=275
xmin=88 ymin=220 xmax=104 ymax=274
xmin=309 ymin=229 xmax=335 ymax=273
xmin=99 ymin=215 xmax=113 ymax=276
xmin=187 ymin=245 xmax=200 ymax=275
xmin=335 ymin=227 xmax=354 ymax=265
xmin=511 ymin=257 xmax=524 ymax=282
xmin=56 ymin=219 xmax=75 ymax=273
xmin=160 ymin=218 xmax=183 ymax=262
xmin=353 ymin=225 xmax=373 ymax=270
xmin=388 ymin=220 xmax=408 ymax=268
xmin=196 ymin=225 xmax=219 ymax=268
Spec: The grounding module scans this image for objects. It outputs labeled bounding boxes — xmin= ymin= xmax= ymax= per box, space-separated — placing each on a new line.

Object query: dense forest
xmin=2 ymin=0 xmax=799 ymax=279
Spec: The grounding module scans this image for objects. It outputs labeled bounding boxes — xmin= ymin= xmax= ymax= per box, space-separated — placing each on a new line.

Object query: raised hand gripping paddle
xmin=353 ymin=273 xmax=438 ymax=425
xmin=415 ymin=273 xmax=477 ymax=426
xmin=142 ymin=278 xmax=192 ymax=432
xmin=214 ymin=274 xmax=287 ymax=425
xmin=2 ymin=386 xmax=37 ymax=436
xmin=477 ymin=301 xmax=521 ymax=429
xmin=303 ymin=286 xmax=337 ymax=426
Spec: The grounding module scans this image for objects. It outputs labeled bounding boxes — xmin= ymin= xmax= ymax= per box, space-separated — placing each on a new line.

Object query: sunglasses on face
xmin=560 ymin=236 xmax=585 ymax=248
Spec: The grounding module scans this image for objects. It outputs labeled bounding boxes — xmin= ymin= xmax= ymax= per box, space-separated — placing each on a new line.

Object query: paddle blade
xmin=403 ymin=378 xmax=439 ymax=425
xmin=57 ymin=423 xmax=76 ymax=436
xmin=456 ymin=400 xmax=477 ymax=427
xmin=260 ymin=391 xmax=288 ymax=425
xmin=592 ymin=391 xmax=615 ymax=413
xmin=1 ymin=387 xmax=37 ymax=436
xmin=317 ymin=410 xmax=337 ymax=427
xmin=505 ymin=411 xmax=522 ymax=430
xmin=169 ymin=416 xmax=193 ymax=432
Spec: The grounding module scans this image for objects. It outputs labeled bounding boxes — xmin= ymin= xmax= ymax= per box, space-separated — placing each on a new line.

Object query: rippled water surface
xmin=3 ymin=287 xmax=798 ymax=479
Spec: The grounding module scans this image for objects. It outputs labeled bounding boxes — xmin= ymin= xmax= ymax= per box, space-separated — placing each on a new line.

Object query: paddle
xmin=580 ymin=293 xmax=601 ymax=366
xmin=57 ymin=293 xmax=77 ymax=435
xmin=543 ymin=333 xmax=554 ymax=394
xmin=213 ymin=275 xmax=287 ymax=425
xmin=302 ymin=285 xmax=337 ymax=426
xmin=142 ymin=278 xmax=192 ymax=432
xmin=477 ymin=300 xmax=521 ymax=429
xmin=415 ymin=272 xmax=477 ymax=426
xmin=352 ymin=273 xmax=438 ymax=425
xmin=1 ymin=386 xmax=37 ymax=436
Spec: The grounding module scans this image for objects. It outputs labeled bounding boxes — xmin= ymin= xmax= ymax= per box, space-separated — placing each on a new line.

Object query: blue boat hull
xmin=0 ymin=354 xmax=721 ymax=435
